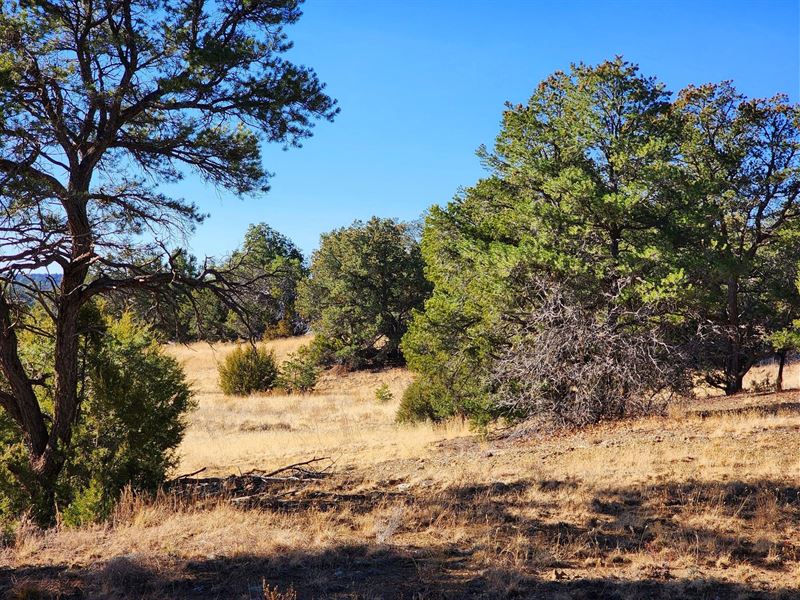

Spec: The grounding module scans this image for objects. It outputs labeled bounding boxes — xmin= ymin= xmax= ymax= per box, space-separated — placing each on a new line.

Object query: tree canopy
xmin=402 ymin=58 xmax=800 ymax=424
xmin=300 ymin=217 xmax=431 ymax=369
xmin=0 ymin=0 xmax=336 ymax=519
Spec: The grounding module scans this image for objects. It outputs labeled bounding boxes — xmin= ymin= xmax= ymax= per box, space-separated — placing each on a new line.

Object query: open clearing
xmin=2 ymin=340 xmax=799 ymax=599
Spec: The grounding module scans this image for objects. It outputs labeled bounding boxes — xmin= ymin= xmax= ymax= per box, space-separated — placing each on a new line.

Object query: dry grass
xmin=744 ymin=360 xmax=800 ymax=392
xmin=2 ymin=344 xmax=799 ymax=599
xmin=166 ymin=338 xmax=468 ymax=476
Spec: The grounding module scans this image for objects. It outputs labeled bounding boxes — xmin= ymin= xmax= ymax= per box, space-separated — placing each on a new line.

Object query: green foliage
xmin=0 ymin=309 xmax=194 ymax=526
xmin=395 ymin=378 xmax=465 ymax=424
xmin=770 ymin=326 xmax=800 ymax=353
xmin=264 ymin=315 xmax=298 ymax=341
xmin=225 ymin=223 xmax=308 ymax=340
xmin=104 ymin=250 xmax=231 ymax=343
xmin=276 ymin=346 xmax=320 ymax=394
xmin=403 ymin=59 xmax=689 ymax=424
xmin=299 ymin=217 xmax=431 ymax=370
xmin=403 ymin=57 xmax=800 ymax=424
xmin=675 ymin=83 xmax=800 ymax=393
xmin=218 ymin=345 xmax=278 ymax=396
xmin=0 ymin=0 xmax=336 ymax=523
xmin=374 ymin=383 xmax=393 ymax=404
xmin=401 ymin=180 xmax=517 ymax=424
xmin=61 ymin=479 xmax=109 ymax=528
xmin=396 ymin=375 xmax=497 ymax=426
xmin=105 ymin=226 xmax=309 ymax=345
xmin=396 ymin=379 xmax=439 ymax=424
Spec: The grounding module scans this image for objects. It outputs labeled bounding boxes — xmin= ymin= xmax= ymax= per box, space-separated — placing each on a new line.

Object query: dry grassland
xmin=167 ymin=337 xmax=469 ymax=476
xmin=2 ymin=341 xmax=799 ymax=599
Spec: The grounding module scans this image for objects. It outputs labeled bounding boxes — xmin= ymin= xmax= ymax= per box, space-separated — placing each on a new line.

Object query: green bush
xmin=396 ymin=378 xmax=441 ymax=423
xmin=263 ymin=315 xmax=296 ymax=340
xmin=374 ymin=383 xmax=393 ymax=403
xmin=0 ymin=308 xmax=194 ymax=526
xmin=218 ymin=345 xmax=278 ymax=395
xmin=396 ymin=376 xmax=496 ymax=427
xmin=276 ymin=346 xmax=320 ymax=393
xmin=298 ymin=217 xmax=431 ymax=370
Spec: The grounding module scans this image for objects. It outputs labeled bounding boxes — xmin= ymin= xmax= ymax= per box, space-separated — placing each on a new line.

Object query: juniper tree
xmin=300 ymin=217 xmax=430 ymax=369
xmin=403 ymin=58 xmax=687 ymax=423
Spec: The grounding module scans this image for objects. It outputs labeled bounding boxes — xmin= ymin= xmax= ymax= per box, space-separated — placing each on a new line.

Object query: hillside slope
xmin=2 ymin=342 xmax=798 ymax=599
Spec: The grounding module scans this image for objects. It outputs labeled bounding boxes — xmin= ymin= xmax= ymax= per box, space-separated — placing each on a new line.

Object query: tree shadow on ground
xmin=690 ymin=399 xmax=800 ymax=419
xmin=2 ymin=478 xmax=798 ymax=599
xmin=3 ymin=545 xmax=799 ymax=600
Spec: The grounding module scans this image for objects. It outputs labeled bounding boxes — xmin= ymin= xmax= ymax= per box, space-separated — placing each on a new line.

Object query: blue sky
xmin=178 ymin=0 xmax=800 ymax=259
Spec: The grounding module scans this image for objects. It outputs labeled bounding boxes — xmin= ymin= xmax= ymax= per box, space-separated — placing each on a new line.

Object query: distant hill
xmin=25 ymin=273 xmax=63 ymax=287
xmin=11 ymin=273 xmax=62 ymax=302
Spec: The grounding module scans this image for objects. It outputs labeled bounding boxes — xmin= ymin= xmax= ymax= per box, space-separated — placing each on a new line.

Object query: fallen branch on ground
xmin=164 ymin=457 xmax=336 ymax=503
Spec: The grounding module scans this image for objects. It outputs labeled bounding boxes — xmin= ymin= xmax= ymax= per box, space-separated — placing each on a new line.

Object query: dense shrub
xmin=0 ymin=309 xmax=194 ymax=526
xmin=395 ymin=378 xmax=463 ymax=424
xmin=299 ymin=217 xmax=431 ymax=370
xmin=218 ymin=345 xmax=278 ymax=395
xmin=276 ymin=346 xmax=320 ymax=393
xmin=396 ymin=379 xmax=438 ymax=423
xmin=399 ymin=179 xmax=517 ymax=426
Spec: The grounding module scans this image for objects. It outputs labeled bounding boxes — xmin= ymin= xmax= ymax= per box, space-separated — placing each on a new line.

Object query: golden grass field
xmin=2 ymin=338 xmax=799 ymax=599
xmin=168 ymin=337 xmax=468 ymax=478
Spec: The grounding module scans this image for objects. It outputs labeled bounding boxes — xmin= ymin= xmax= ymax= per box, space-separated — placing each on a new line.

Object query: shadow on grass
xmin=691 ymin=399 xmax=800 ymax=419
xmin=3 ymin=546 xmax=799 ymax=600
xmin=2 ymin=478 xmax=798 ymax=599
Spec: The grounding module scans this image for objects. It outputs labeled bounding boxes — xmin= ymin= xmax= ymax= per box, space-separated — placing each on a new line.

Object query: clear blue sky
xmin=178 ymin=0 xmax=800 ymax=259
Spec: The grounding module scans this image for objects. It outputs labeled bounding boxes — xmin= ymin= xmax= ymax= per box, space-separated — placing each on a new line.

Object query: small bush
xmin=263 ymin=315 xmax=296 ymax=340
xmin=61 ymin=479 xmax=109 ymax=527
xmin=396 ymin=375 xmax=495 ymax=426
xmin=276 ymin=346 xmax=320 ymax=393
xmin=396 ymin=378 xmax=440 ymax=423
xmin=748 ymin=373 xmax=773 ymax=394
xmin=374 ymin=383 xmax=393 ymax=403
xmin=218 ymin=345 xmax=278 ymax=395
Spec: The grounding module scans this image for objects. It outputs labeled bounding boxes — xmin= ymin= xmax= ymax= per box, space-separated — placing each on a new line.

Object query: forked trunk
xmin=25 ymin=187 xmax=93 ymax=524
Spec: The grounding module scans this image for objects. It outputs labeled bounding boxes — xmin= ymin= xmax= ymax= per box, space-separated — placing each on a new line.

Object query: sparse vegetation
xmin=0 ymin=339 xmax=797 ymax=598
xmin=492 ymin=278 xmax=689 ymax=427
xmin=218 ymin=346 xmax=279 ymax=396
xmin=374 ymin=383 xmax=393 ymax=403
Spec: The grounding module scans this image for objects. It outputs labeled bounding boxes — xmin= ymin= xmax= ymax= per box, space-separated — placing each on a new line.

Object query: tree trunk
xmin=725 ymin=276 xmax=743 ymax=395
xmin=25 ymin=185 xmax=94 ymax=523
xmin=776 ymin=350 xmax=787 ymax=392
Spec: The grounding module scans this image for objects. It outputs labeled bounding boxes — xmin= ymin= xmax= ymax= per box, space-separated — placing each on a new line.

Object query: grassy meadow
xmin=2 ymin=338 xmax=799 ymax=599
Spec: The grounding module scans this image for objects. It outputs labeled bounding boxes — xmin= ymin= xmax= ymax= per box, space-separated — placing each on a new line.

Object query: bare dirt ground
xmin=2 ymin=341 xmax=799 ymax=599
